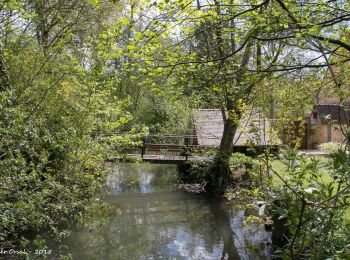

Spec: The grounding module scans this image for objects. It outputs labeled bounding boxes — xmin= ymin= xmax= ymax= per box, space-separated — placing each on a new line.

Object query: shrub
xmin=318 ymin=142 xmax=341 ymax=154
xmin=266 ymin=148 xmax=350 ymax=259
xmin=229 ymin=152 xmax=254 ymax=167
xmin=177 ymin=160 xmax=212 ymax=185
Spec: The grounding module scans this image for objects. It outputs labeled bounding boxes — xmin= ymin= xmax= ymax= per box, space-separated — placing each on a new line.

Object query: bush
xmin=265 ymin=148 xmax=350 ymax=258
xmin=318 ymin=142 xmax=341 ymax=154
xmin=228 ymin=152 xmax=261 ymax=185
xmin=229 ymin=152 xmax=254 ymax=167
xmin=177 ymin=160 xmax=212 ymax=185
xmin=0 ymin=93 xmax=108 ymax=248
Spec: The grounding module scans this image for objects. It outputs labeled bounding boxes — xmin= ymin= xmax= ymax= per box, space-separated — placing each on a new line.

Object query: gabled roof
xmin=313 ymin=104 xmax=350 ymax=124
xmin=193 ymin=109 xmax=281 ymax=147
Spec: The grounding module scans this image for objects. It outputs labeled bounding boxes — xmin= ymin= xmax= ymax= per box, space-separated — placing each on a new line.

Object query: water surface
xmin=63 ymin=163 xmax=270 ymax=259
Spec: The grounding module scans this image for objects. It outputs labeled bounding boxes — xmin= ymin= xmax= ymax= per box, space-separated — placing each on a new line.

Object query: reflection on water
xmin=63 ymin=164 xmax=270 ymax=260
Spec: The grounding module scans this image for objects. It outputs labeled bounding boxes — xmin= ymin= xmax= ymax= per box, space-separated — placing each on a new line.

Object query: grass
xmin=270 ymin=158 xmax=333 ymax=185
xmin=269 ymin=159 xmax=286 ymax=186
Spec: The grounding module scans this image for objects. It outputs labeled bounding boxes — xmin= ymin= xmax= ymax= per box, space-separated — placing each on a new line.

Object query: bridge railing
xmin=139 ymin=134 xmax=197 ymax=159
xmin=95 ymin=132 xmax=218 ymax=159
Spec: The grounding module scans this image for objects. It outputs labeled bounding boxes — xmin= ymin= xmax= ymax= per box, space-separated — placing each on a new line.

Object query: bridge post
xmin=141 ymin=137 xmax=146 ymax=159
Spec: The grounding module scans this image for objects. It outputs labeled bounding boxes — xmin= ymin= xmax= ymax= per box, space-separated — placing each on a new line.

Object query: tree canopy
xmin=0 ymin=0 xmax=349 ymax=256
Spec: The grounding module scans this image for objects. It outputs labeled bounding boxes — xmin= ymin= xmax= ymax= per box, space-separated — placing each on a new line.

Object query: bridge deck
xmin=117 ymin=154 xmax=211 ymax=164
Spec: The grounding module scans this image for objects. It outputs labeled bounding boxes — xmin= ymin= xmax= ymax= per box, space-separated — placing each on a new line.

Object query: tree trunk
xmin=220 ymin=117 xmax=238 ymax=155
xmin=220 ymin=99 xmax=240 ymax=156
xmin=218 ymin=39 xmax=253 ymax=156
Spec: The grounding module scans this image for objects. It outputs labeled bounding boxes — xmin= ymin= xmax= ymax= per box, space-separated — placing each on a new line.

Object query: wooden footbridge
xmin=122 ymin=153 xmax=211 ymax=164
xmin=101 ymin=133 xmax=215 ymax=164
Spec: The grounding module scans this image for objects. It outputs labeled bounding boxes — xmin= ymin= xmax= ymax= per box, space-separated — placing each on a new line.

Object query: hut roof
xmin=312 ymin=104 xmax=350 ymax=124
xmin=193 ymin=109 xmax=281 ymax=147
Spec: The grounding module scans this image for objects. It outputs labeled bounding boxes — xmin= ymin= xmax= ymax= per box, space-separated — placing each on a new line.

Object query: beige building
xmin=303 ymin=70 xmax=350 ymax=148
xmin=304 ymin=104 xmax=350 ymax=148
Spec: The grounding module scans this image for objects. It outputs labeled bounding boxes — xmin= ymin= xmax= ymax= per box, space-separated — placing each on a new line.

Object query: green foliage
xmin=0 ymin=0 xmax=133 ymax=248
xmin=229 ymin=152 xmax=262 ymax=184
xmin=1 ymin=0 xmax=350 ymax=255
xmin=133 ymin=90 xmax=192 ymax=135
xmin=0 ymin=83 xmax=109 ymax=247
xmin=265 ymin=148 xmax=350 ymax=259
xmin=178 ymin=160 xmax=212 ymax=186
xmin=229 ymin=152 xmax=254 ymax=167
xmin=318 ymin=142 xmax=342 ymax=154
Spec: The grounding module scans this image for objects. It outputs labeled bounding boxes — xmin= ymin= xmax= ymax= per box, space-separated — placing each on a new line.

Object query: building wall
xmin=331 ymin=124 xmax=347 ymax=143
xmin=312 ymin=124 xmax=346 ymax=146
xmin=312 ymin=125 xmax=328 ymax=145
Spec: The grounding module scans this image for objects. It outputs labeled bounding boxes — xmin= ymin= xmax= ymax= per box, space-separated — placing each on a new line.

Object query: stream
xmin=59 ymin=163 xmax=271 ymax=259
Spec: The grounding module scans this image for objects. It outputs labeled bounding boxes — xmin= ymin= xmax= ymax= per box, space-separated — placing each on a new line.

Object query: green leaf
xmin=121 ymin=17 xmax=129 ymax=25
xmin=127 ymin=45 xmax=136 ymax=51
